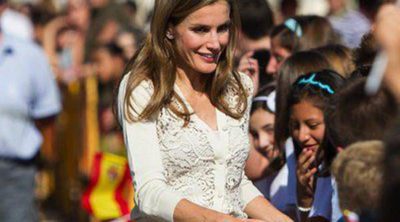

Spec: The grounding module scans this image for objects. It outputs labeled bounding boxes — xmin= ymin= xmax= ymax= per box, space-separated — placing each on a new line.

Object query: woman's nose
xmin=206 ymin=32 xmax=221 ymax=51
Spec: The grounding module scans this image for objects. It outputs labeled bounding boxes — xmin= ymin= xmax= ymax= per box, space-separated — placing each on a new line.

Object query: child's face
xmin=94 ymin=49 xmax=114 ymax=82
xmin=249 ymin=108 xmax=276 ymax=159
xmin=290 ymin=100 xmax=325 ymax=153
xmin=266 ymin=38 xmax=291 ymax=75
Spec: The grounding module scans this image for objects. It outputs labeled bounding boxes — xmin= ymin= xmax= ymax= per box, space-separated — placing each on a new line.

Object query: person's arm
xmin=119 ymin=78 xmax=245 ymax=222
xmin=174 ymin=199 xmax=248 ymax=222
xmin=245 ymin=136 xmax=271 ymax=180
xmin=239 ymin=169 xmax=292 ymax=222
xmin=244 ymin=196 xmax=293 ymax=222
xmin=374 ymin=4 xmax=400 ymax=102
xmin=31 ymin=45 xmax=62 ymax=162
xmin=35 ymin=116 xmax=58 ymax=164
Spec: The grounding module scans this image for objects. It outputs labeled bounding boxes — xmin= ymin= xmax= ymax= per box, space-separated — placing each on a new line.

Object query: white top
xmin=118 ymin=72 xmax=262 ymax=221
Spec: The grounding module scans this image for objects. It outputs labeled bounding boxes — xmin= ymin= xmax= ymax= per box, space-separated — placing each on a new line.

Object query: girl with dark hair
xmin=275 ymin=51 xmax=331 ymax=154
xmin=269 ymin=52 xmax=333 ymax=222
xmin=287 ymin=70 xmax=345 ymax=222
xmin=247 ymin=83 xmax=278 ymax=183
xmin=247 ymin=82 xmax=300 ymax=221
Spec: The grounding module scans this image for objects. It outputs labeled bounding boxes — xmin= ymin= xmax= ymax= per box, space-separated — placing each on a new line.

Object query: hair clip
xmin=253 ymin=90 xmax=276 ymax=113
xmin=284 ymin=18 xmax=302 ymax=37
xmin=298 ymin=73 xmax=335 ymax=94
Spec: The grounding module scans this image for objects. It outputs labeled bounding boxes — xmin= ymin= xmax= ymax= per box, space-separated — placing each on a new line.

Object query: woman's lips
xmin=198 ymin=52 xmax=219 ymax=63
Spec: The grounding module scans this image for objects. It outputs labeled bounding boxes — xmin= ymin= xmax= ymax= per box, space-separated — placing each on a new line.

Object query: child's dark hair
xmin=314 ymin=44 xmax=355 ymax=78
xmin=237 ymin=0 xmax=274 ymax=40
xmin=381 ymin=116 xmax=400 ymax=222
xmin=288 ymin=70 xmax=345 ymax=157
xmin=353 ymin=32 xmax=379 ymax=67
xmin=322 ymin=76 xmax=398 ymax=175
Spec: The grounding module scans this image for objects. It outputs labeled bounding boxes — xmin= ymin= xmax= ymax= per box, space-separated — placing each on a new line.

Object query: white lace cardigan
xmin=118 ymin=72 xmax=261 ymax=221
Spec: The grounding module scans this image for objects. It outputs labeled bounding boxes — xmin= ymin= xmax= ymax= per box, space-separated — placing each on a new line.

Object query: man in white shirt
xmin=0 ymin=1 xmax=61 ymax=221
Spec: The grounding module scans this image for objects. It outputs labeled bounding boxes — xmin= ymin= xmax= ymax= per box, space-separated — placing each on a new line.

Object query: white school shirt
xmin=118 ymin=73 xmax=262 ymax=221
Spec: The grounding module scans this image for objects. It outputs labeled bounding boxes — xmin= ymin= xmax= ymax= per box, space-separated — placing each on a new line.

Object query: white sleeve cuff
xmin=240 ymin=175 xmax=263 ymax=208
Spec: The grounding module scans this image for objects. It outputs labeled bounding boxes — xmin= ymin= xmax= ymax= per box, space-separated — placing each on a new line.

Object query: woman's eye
xmin=193 ymin=27 xmax=209 ymax=33
xmin=218 ymin=24 xmax=230 ymax=33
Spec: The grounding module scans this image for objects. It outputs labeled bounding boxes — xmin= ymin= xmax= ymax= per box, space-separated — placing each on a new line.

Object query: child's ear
xmin=336 ymin=146 xmax=344 ymax=153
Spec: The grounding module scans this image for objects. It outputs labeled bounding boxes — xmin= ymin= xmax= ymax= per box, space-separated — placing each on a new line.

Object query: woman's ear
xmin=166 ymin=27 xmax=174 ymax=40
xmin=336 ymin=146 xmax=344 ymax=153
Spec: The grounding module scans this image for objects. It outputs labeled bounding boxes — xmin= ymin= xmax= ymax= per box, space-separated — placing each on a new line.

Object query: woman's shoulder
xmin=120 ymin=73 xmax=154 ymax=98
xmin=118 ymin=73 xmax=155 ymax=118
xmin=236 ymin=71 xmax=254 ymax=97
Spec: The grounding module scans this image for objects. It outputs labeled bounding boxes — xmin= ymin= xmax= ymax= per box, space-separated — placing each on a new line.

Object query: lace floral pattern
xmin=155 ymin=73 xmax=253 ymax=217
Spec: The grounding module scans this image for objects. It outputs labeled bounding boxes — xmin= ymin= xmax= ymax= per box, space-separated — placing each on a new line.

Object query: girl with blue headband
xmin=267 ymin=16 xmax=339 ymax=75
xmin=287 ymin=70 xmax=344 ymax=222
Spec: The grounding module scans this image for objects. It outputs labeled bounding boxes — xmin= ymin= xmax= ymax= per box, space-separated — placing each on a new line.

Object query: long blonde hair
xmin=123 ymin=0 xmax=247 ymax=124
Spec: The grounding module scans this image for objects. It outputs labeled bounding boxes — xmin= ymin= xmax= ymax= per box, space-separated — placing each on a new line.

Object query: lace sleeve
xmin=238 ymin=71 xmax=254 ymax=99
xmin=118 ymin=76 xmax=184 ymax=221
xmin=240 ymin=172 xmax=263 ymax=208
xmin=236 ymin=72 xmax=262 ymax=207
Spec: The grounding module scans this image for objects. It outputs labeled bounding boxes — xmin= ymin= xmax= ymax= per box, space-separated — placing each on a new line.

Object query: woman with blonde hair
xmin=117 ymin=0 xmax=292 ymax=222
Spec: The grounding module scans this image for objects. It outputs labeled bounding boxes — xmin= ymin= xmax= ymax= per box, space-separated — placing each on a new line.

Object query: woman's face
xmin=250 ymin=108 xmax=276 ymax=159
xmin=266 ymin=38 xmax=291 ymax=75
xmin=290 ymin=100 xmax=325 ymax=153
xmin=170 ymin=1 xmax=231 ymax=74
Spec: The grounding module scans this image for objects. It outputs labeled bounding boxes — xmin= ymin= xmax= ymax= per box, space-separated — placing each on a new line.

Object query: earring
xmin=166 ymin=31 xmax=174 ymax=40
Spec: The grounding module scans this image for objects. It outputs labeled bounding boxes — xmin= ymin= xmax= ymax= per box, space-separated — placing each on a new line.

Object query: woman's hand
xmin=212 ymin=214 xmax=252 ymax=222
xmin=238 ymin=51 xmax=260 ymax=95
xmin=296 ymin=148 xmax=317 ymax=207
xmin=244 ymin=219 xmax=267 ymax=222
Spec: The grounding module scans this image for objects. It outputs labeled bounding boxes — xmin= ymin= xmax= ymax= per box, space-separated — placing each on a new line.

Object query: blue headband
xmin=297 ymin=73 xmax=335 ymax=94
xmin=284 ymin=18 xmax=302 ymax=37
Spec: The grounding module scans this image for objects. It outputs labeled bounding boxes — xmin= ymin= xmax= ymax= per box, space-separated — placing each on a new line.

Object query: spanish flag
xmin=81 ymin=152 xmax=134 ymax=220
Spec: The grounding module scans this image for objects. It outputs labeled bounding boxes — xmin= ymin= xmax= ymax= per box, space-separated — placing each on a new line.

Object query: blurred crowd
xmin=1 ymin=0 xmax=400 ymax=221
